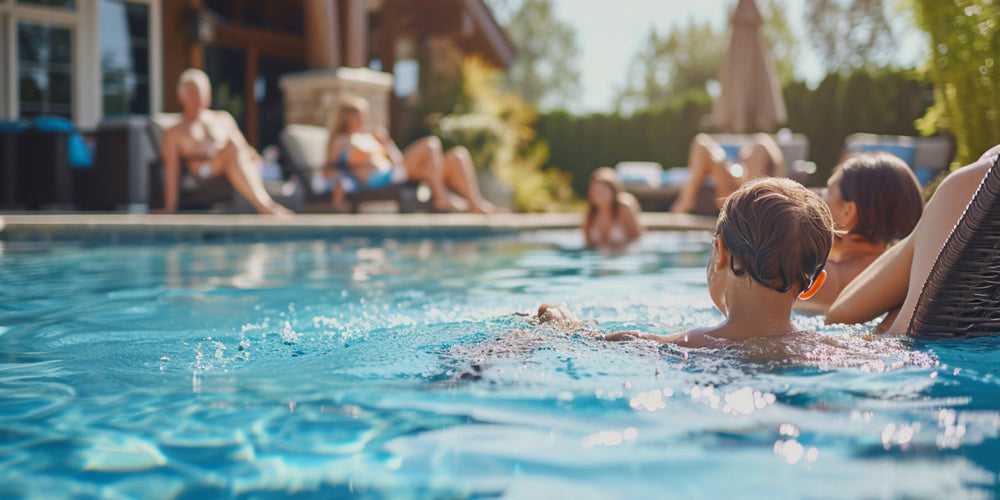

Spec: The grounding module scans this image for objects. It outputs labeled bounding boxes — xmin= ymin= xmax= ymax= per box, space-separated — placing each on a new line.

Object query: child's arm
xmin=605 ymin=329 xmax=721 ymax=348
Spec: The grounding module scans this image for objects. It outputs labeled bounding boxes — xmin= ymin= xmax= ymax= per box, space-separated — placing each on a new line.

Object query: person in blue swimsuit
xmin=323 ymin=96 xmax=496 ymax=213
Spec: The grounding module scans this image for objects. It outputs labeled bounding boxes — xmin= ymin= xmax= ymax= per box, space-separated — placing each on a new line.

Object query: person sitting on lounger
xmin=671 ymin=133 xmax=785 ymax=213
xmin=795 ymin=152 xmax=924 ymax=313
xmin=159 ymin=69 xmax=292 ymax=216
xmin=582 ymin=167 xmax=643 ymax=248
xmin=323 ymin=96 xmax=496 ymax=214
xmin=826 ymin=144 xmax=1000 ymax=333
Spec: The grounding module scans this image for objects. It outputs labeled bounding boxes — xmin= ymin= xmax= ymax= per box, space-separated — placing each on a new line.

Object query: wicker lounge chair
xmin=908 ymin=153 xmax=1000 ymax=337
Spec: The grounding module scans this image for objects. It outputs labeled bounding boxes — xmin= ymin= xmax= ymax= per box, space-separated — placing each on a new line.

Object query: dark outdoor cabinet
xmin=0 ymin=128 xmax=19 ymax=209
xmin=16 ymin=130 xmax=73 ymax=210
xmin=75 ymin=117 xmax=155 ymax=211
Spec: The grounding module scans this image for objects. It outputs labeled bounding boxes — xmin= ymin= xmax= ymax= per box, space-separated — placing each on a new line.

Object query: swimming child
xmin=585 ymin=178 xmax=835 ymax=348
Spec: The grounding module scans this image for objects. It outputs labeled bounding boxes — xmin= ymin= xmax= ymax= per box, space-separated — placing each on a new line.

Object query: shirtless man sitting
xmin=159 ymin=69 xmax=291 ymax=215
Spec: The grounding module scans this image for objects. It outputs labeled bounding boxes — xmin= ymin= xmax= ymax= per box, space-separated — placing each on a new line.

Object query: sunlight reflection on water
xmin=0 ymin=232 xmax=997 ymax=498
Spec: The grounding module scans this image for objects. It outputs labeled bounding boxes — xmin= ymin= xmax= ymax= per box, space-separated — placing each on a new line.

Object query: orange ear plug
xmin=798 ymin=270 xmax=828 ymax=301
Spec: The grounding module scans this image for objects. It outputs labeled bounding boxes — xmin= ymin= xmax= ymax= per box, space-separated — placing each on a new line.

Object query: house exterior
xmin=0 ymin=0 xmax=513 ymax=147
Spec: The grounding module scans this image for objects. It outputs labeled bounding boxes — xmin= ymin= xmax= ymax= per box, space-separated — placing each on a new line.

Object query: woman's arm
xmin=826 ymin=232 xmax=914 ymax=325
xmin=160 ymin=128 xmax=181 ymax=214
xmin=582 ymin=212 xmax=596 ymax=247
xmin=374 ymin=126 xmax=405 ymax=166
xmin=619 ymin=193 xmax=643 ymax=242
xmin=326 ymin=134 xmax=349 ymax=167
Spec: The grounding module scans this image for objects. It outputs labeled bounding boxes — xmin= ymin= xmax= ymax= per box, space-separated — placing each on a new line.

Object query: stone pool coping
xmin=0 ymin=213 xmax=716 ymax=243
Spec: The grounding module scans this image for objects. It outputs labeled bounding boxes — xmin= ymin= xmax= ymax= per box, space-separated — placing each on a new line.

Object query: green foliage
xmin=805 ymin=0 xmax=897 ymax=72
xmin=538 ymin=68 xmax=931 ymax=195
xmin=615 ymin=22 xmax=724 ymax=114
xmin=910 ymin=0 xmax=1000 ymax=166
xmin=485 ymin=0 xmax=581 ymax=109
xmin=538 ymin=94 xmax=714 ymax=196
xmin=614 ymin=4 xmax=799 ymax=114
xmin=434 ymin=59 xmax=578 ymax=212
xmin=783 ymin=69 xmax=931 ymax=180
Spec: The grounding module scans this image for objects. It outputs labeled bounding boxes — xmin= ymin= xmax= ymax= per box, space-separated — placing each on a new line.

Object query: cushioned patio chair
xmin=279 ymin=124 xmax=425 ymax=213
xmin=909 ymin=153 xmax=1000 ymax=337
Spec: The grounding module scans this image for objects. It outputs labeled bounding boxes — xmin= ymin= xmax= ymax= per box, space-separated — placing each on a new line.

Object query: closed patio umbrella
xmin=713 ymin=0 xmax=787 ymax=133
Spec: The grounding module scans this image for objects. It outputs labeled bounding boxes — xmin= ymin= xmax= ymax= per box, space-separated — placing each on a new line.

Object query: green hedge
xmin=538 ymin=69 xmax=933 ymax=195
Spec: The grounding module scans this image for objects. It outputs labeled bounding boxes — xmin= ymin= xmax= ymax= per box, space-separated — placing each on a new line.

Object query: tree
xmin=910 ymin=0 xmax=1000 ymax=166
xmin=760 ymin=0 xmax=799 ymax=84
xmin=614 ymin=21 xmax=726 ymax=114
xmin=613 ymin=1 xmax=799 ymax=114
xmin=484 ymin=0 xmax=582 ymax=109
xmin=804 ymin=0 xmax=897 ymax=72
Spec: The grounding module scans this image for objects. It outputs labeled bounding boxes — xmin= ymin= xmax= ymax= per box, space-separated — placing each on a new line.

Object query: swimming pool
xmin=0 ymin=232 xmax=997 ymax=499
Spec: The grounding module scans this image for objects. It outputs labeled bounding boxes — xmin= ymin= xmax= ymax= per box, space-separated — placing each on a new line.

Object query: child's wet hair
xmin=715 ymin=178 xmax=834 ymax=294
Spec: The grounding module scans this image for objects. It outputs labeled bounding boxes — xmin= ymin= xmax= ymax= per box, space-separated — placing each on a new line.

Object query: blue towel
xmin=32 ymin=116 xmax=93 ymax=169
xmin=0 ymin=121 xmax=29 ymax=133
xmin=720 ymin=144 xmax=741 ymax=162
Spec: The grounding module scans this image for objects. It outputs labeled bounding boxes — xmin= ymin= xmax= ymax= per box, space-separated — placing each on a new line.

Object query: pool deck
xmin=0 ymin=212 xmax=715 ymax=243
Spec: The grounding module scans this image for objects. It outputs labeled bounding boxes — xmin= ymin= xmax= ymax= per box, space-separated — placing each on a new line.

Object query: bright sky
xmin=544 ymin=0 xmax=927 ymax=113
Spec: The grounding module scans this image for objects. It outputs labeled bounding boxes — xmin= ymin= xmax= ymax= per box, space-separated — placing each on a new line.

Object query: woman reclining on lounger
xmin=323 ymin=96 xmax=495 ymax=214
xmin=671 ymin=133 xmax=785 ymax=213
xmin=795 ymin=152 xmax=924 ymax=313
xmin=826 ymin=144 xmax=1000 ymax=333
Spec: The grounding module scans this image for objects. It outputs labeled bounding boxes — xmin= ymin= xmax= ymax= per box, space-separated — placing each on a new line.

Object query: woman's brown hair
xmin=327 ymin=95 xmax=368 ymax=137
xmin=586 ymin=167 xmax=626 ymax=221
xmin=716 ymin=178 xmax=834 ymax=294
xmin=835 ymin=152 xmax=923 ymax=244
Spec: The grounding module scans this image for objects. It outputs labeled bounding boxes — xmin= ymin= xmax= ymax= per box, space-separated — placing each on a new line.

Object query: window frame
xmin=89 ymin=0 xmax=162 ymax=122
xmin=5 ymin=5 xmax=78 ymax=121
xmin=0 ymin=0 xmax=162 ymax=125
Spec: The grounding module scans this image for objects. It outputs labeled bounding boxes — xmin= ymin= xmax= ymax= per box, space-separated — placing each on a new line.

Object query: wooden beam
xmin=245 ymin=45 xmax=259 ymax=147
xmin=342 ymin=0 xmax=368 ymax=67
xmin=210 ymin=24 xmax=306 ymax=60
xmin=162 ymin=0 xmax=203 ymax=111
xmin=304 ymin=0 xmax=341 ymax=68
xmin=377 ymin=0 xmax=402 ymax=140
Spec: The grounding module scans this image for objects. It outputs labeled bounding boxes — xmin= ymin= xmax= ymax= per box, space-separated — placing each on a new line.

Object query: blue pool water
xmin=0 ymin=232 xmax=998 ymax=499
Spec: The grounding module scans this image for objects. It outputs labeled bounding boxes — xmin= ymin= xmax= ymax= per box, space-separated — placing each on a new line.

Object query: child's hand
xmin=536 ymin=303 xmax=579 ymax=326
xmin=603 ymin=331 xmax=642 ymax=342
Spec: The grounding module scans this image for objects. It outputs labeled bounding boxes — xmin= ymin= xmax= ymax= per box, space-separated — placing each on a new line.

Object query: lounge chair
xmin=844 ymin=133 xmax=954 ymax=185
xmin=908 ymin=153 xmax=1000 ymax=337
xmin=279 ymin=124 xmax=425 ymax=213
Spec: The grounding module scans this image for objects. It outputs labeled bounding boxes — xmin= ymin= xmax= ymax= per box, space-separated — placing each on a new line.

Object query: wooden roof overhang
xmin=389 ymin=0 xmax=515 ymax=68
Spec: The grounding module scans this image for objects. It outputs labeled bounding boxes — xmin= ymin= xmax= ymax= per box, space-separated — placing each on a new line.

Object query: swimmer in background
xmin=553 ymin=178 xmax=836 ymax=348
xmin=582 ymin=168 xmax=643 ymax=248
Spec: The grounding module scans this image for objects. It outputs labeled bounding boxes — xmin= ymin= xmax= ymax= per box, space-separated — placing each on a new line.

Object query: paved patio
xmin=0 ymin=212 xmax=716 ymax=243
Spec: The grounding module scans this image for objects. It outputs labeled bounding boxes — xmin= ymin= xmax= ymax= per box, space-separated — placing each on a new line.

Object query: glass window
xmin=203 ymin=0 xmax=233 ymax=22
xmin=17 ymin=22 xmax=73 ymax=118
xmin=16 ymin=0 xmax=75 ymax=9
xmin=204 ymin=45 xmax=247 ymax=129
xmin=99 ymin=0 xmax=150 ymax=115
